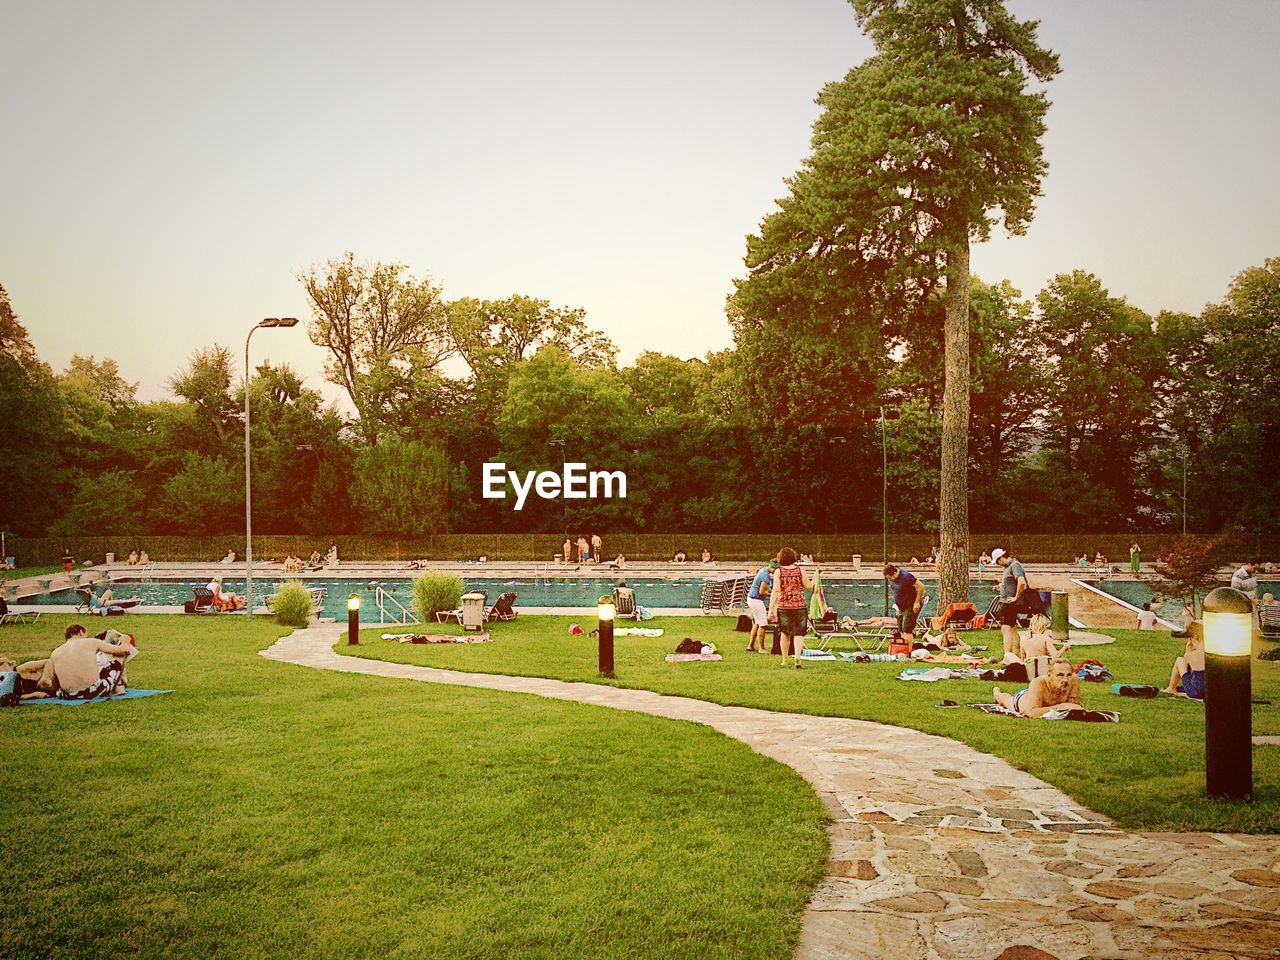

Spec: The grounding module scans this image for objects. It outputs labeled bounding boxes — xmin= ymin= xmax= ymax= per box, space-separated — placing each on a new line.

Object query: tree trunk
xmin=939 ymin=235 xmax=971 ymax=606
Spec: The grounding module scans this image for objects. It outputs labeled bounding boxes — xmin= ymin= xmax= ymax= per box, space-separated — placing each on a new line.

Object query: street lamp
xmin=244 ymin=317 xmax=299 ymax=620
xmin=879 ymin=407 xmax=900 ymax=616
xmin=827 ymin=435 xmax=847 ymax=536
xmin=1202 ymin=586 xmax=1253 ymax=800
xmin=347 ymin=593 xmax=362 ymax=645
xmin=597 ymin=596 xmax=615 ymax=677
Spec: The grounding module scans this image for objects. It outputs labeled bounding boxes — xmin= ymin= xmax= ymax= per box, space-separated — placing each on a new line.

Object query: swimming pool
xmin=35 ymin=576 xmax=935 ymax=622
xmin=1089 ymin=578 xmax=1279 ymax=626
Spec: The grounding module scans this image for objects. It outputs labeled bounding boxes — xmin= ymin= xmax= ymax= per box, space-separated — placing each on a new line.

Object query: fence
xmin=10 ymin=532 xmax=1278 ymax=567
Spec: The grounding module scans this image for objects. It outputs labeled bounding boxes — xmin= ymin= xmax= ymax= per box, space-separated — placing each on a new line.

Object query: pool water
xmin=36 ymin=576 xmax=938 ymax=622
xmin=1091 ymin=579 xmax=1279 ymax=626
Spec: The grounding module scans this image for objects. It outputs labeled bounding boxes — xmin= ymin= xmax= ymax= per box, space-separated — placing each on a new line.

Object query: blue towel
xmin=21 ymin=689 xmax=173 ymax=706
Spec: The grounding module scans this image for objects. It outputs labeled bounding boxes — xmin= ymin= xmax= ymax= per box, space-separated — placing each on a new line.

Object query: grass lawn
xmin=2 ymin=564 xmax=62 ymax=581
xmin=0 ymin=615 xmax=827 ymax=960
xmin=344 ymin=616 xmax=1280 ymax=834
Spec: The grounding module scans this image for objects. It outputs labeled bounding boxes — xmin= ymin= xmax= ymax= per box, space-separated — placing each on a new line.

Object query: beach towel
xmin=382 ymin=633 xmax=491 ymax=644
xmin=22 ymin=689 xmax=173 ymax=706
xmin=1112 ymin=683 xmax=1159 ymax=699
xmin=970 ymin=702 xmax=1120 ymax=722
xmin=664 ymin=653 xmax=723 ymax=662
xmin=897 ymin=667 xmax=956 ymax=682
xmin=616 ymin=627 xmax=664 ymax=637
xmin=799 ymin=649 xmax=836 ymax=661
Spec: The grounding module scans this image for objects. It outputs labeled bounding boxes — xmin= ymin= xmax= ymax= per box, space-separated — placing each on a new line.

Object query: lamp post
xmin=244 ymin=317 xmax=298 ymax=620
xmin=1202 ymin=586 xmax=1253 ymax=799
xmin=548 ymin=438 xmax=567 ymax=541
xmin=597 ymin=596 xmax=615 ymax=677
xmin=827 ymin=435 xmax=846 ymax=536
xmin=347 ymin=593 xmax=362 ymax=645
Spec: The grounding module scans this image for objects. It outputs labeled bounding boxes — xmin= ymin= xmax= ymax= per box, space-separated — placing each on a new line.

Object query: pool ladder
xmin=375 ymin=586 xmax=414 ymax=625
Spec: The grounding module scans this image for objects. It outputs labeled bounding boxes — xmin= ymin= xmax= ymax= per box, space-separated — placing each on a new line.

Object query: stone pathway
xmin=264 ymin=625 xmax=1280 ymax=960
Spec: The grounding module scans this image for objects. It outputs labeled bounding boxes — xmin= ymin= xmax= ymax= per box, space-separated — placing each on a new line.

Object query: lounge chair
xmin=487 ymin=592 xmax=518 ymax=623
xmin=435 ymin=592 xmax=490 ymax=625
xmin=0 ymin=609 xmax=41 ymax=626
xmin=1259 ymin=604 xmax=1280 ymax=640
xmin=75 ymin=586 xmax=95 ymax=613
xmin=187 ymin=586 xmax=218 ymax=614
xmin=930 ymin=601 xmax=980 ymax=631
xmin=612 ymin=587 xmax=638 ymax=621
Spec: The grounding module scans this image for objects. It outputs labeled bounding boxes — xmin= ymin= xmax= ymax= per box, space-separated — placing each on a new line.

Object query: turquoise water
xmin=35 ymin=576 xmax=935 ymax=622
xmin=1091 ymin=579 xmax=1280 ymax=626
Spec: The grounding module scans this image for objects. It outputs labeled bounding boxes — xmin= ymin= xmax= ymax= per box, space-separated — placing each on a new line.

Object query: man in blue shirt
xmin=746 ymin=561 xmax=777 ymax=653
xmin=992 ymin=547 xmax=1028 ymax=659
xmin=883 ymin=564 xmax=924 ymax=638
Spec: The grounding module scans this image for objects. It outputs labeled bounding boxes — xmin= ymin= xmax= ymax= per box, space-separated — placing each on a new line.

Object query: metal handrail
xmin=375 ymin=586 xmax=414 ymax=625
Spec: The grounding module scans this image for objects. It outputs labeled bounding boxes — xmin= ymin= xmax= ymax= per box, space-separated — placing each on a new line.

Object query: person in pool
xmin=993 ymin=657 xmax=1084 ymax=717
xmin=1164 ymin=621 xmax=1206 ymax=700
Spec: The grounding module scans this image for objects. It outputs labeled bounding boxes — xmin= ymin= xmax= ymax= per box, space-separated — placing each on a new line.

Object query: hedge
xmin=10 ymin=532 xmax=1278 ymax=566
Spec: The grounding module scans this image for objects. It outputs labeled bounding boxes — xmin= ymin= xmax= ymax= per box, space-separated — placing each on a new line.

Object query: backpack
xmin=675 ymin=638 xmax=703 ymax=655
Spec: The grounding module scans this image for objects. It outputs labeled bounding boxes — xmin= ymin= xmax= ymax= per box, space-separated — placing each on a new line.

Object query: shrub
xmin=413 ymin=573 xmax=463 ymax=624
xmin=273 ymin=583 xmax=315 ymax=627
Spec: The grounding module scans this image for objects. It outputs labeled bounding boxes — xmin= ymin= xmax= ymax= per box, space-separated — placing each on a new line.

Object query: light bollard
xmin=597 ymin=597 xmax=615 ymax=678
xmin=347 ymin=593 xmax=361 ymax=646
xmin=1202 ymin=586 xmax=1253 ymax=800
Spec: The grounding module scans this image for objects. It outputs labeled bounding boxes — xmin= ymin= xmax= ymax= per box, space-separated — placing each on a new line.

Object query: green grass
xmin=2 ymin=564 xmax=62 ymax=581
xmin=0 ymin=615 xmax=827 ymax=960
xmin=344 ymin=617 xmax=1280 ymax=834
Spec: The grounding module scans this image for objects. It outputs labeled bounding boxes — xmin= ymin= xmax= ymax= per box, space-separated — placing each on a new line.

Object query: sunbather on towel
xmin=840 ymin=615 xmax=896 ymax=631
xmin=1164 ymin=621 xmax=1206 ymax=700
xmin=0 ymin=656 xmax=55 ymax=700
xmin=46 ymin=623 xmax=134 ymax=699
xmin=993 ymin=657 xmax=1083 ymax=718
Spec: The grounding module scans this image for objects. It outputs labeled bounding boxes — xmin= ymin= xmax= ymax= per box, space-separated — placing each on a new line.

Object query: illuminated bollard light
xmin=597 ymin=597 xmax=615 ymax=678
xmin=347 ymin=593 xmax=362 ymax=646
xmin=1202 ymin=587 xmax=1253 ymax=800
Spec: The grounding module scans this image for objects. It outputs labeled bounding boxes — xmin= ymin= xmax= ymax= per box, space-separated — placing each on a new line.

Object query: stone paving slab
xmin=263 ymin=624 xmax=1280 ymax=960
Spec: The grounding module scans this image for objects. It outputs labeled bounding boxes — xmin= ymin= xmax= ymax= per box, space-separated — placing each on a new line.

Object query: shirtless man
xmin=0 ymin=656 xmax=55 ymax=700
xmin=45 ymin=623 xmax=135 ymax=699
xmin=993 ymin=657 xmax=1084 ymax=717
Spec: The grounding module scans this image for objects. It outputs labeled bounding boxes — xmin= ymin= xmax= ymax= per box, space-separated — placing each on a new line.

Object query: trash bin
xmin=105 ymin=553 xmax=115 ymax=564
xmin=851 ymin=554 xmax=862 ymax=573
xmin=461 ymin=592 xmax=487 ymax=632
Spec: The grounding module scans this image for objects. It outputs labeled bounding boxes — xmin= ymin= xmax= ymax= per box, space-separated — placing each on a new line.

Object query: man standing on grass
xmin=883 ymin=564 xmax=924 ymax=639
xmin=591 ymin=533 xmax=602 ymax=563
xmin=745 ymin=560 xmax=777 ymax=653
xmin=992 ymin=548 xmax=1028 ymax=660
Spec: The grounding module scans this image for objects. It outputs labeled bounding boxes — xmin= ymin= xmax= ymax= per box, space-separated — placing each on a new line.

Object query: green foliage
xmin=1150 ymin=532 xmax=1236 ymax=616
xmin=272 ymin=583 xmax=315 ymax=627
xmin=352 ymin=439 xmax=449 ymax=535
xmin=155 ymin=454 xmax=244 ymax=535
xmin=49 ymin=470 xmax=145 ymax=537
xmin=412 ymin=572 xmax=463 ymax=623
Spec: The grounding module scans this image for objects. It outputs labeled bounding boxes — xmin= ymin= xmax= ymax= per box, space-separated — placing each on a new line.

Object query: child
xmin=1164 ymin=622 xmax=1205 ymax=700
xmin=1021 ymin=614 xmax=1067 ymax=661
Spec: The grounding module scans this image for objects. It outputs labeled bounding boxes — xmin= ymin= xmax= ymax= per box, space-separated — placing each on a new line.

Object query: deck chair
xmin=612 ymin=587 xmax=638 ymax=621
xmin=930 ymin=602 xmax=979 ymax=632
xmin=74 ymin=586 xmax=95 ymax=613
xmin=188 ymin=586 xmax=217 ymax=614
xmin=487 ymin=592 xmax=518 ymax=622
xmin=436 ymin=591 xmax=489 ymax=624
xmin=1259 ymin=604 xmax=1280 ymax=640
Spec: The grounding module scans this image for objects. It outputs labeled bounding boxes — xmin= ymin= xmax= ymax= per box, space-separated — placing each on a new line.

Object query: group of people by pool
xmin=1 ymin=623 xmax=135 ymax=701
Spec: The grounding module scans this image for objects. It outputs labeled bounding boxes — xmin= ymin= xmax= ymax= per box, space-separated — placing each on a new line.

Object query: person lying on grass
xmin=1164 ymin=621 xmax=1206 ymax=700
xmin=0 ymin=656 xmax=55 ymax=700
xmin=993 ymin=657 xmax=1084 ymax=717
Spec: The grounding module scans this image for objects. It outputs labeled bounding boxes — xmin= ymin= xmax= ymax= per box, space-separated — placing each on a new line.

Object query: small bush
xmin=413 ymin=573 xmax=463 ymax=624
xmin=273 ymin=583 xmax=315 ymax=627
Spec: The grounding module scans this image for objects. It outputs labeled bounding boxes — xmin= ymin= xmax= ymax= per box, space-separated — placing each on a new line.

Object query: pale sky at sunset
xmin=4 ymin=0 xmax=1278 ymax=406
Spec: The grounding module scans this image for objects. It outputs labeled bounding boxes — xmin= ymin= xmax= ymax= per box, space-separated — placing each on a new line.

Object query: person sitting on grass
xmin=1164 ymin=622 xmax=1206 ymax=700
xmin=1019 ymin=613 xmax=1068 ymax=662
xmin=207 ymin=578 xmax=246 ymax=612
xmin=993 ymin=656 xmax=1084 ymax=717
xmin=45 ymin=623 xmax=135 ymax=700
xmin=127 ymin=550 xmax=139 ymax=565
xmin=672 ymin=550 xmax=688 ymax=563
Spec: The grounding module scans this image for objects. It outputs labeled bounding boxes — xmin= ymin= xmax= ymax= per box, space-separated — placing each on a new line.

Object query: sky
xmin=4 ymin=0 xmax=1278 ymax=406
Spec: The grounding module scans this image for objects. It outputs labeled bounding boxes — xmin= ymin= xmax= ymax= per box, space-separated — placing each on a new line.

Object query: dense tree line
xmin=1 ymin=254 xmax=1277 ymax=539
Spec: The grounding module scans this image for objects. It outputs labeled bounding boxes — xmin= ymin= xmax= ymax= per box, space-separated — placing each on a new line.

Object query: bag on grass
xmin=0 ymin=670 xmax=20 ymax=707
xmin=735 ymin=614 xmax=753 ymax=633
xmin=675 ymin=638 xmax=703 ymax=655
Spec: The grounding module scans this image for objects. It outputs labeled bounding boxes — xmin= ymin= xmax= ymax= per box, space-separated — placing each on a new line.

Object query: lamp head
xmin=260 ymin=318 xmax=281 ymax=327
xmin=597 ymin=597 xmax=615 ymax=622
xmin=1202 ymin=586 xmax=1252 ymax=657
xmin=277 ymin=317 xmax=299 ymax=327
xmin=347 ymin=593 xmax=361 ymax=612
